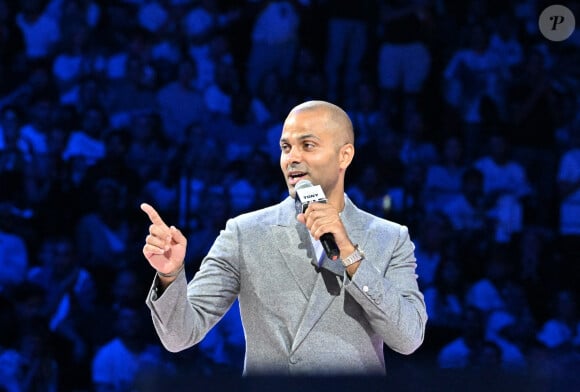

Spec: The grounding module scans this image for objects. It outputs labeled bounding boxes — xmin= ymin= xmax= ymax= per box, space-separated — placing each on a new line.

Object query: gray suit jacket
xmin=146 ymin=195 xmax=427 ymax=376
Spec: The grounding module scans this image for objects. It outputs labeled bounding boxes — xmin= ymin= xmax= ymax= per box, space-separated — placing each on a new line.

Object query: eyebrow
xmin=280 ymin=133 xmax=321 ymax=144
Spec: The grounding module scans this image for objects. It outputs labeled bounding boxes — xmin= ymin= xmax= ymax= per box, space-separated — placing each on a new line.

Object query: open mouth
xmin=288 ymin=171 xmax=307 ymax=185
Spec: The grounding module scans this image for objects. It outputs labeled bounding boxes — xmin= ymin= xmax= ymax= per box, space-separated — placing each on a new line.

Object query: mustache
xmin=286 ymin=164 xmax=308 ymax=172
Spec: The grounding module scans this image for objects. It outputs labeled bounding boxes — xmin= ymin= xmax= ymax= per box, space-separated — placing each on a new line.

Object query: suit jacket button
xmin=290 ymin=356 xmax=300 ymax=364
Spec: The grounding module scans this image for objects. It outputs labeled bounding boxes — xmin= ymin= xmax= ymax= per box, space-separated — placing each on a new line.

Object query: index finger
xmin=140 ymin=203 xmax=169 ymax=229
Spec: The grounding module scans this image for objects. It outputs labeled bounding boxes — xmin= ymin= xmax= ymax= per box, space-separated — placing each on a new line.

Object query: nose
xmin=282 ymin=146 xmax=301 ymax=166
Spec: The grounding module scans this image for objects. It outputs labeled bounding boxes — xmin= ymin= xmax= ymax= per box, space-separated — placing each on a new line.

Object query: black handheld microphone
xmin=295 ymin=180 xmax=340 ymax=261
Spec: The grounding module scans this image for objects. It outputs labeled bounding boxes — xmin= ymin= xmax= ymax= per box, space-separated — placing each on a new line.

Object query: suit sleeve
xmin=145 ymin=218 xmax=241 ymax=353
xmin=344 ymin=224 xmax=427 ymax=355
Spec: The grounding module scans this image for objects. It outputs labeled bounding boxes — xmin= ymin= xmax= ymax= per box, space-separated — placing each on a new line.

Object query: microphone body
xmin=295 ymin=180 xmax=340 ymax=261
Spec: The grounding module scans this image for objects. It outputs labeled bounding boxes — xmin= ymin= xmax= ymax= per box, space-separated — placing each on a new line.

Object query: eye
xmin=303 ymin=142 xmax=316 ymax=150
xmin=280 ymin=143 xmax=290 ymax=152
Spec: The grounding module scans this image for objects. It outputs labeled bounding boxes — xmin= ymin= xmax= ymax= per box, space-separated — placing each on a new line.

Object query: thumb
xmin=296 ymin=213 xmax=305 ymax=225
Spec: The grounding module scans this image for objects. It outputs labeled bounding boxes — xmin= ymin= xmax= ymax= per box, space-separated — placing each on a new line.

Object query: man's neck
xmin=327 ymin=191 xmax=346 ymax=212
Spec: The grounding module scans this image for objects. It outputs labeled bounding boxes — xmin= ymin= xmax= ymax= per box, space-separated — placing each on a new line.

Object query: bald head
xmin=287 ymin=100 xmax=354 ymax=147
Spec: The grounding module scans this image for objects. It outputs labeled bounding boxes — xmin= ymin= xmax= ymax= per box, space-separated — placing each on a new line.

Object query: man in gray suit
xmin=141 ymin=100 xmax=427 ymax=376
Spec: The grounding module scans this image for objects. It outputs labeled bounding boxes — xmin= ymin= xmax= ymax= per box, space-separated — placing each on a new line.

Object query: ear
xmin=338 ymin=143 xmax=354 ymax=170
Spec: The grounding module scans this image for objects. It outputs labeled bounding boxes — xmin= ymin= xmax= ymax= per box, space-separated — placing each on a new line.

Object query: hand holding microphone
xmin=295 ymin=180 xmax=342 ymax=261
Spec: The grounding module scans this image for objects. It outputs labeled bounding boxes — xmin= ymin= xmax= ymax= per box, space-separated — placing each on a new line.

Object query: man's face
xmin=279 ymin=109 xmax=343 ymax=199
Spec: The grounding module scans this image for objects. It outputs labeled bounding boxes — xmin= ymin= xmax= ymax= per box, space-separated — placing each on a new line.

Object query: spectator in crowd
xmin=473 ymin=132 xmax=532 ymax=243
xmin=506 ymin=48 xmax=558 ymax=225
xmin=61 ymin=75 xmax=107 ymax=114
xmin=180 ymin=184 xmax=231 ymax=271
xmin=345 ymin=164 xmax=391 ymax=217
xmin=398 ymin=109 xmax=438 ymax=167
xmin=383 ymin=161 xmax=427 ymax=234
xmin=442 ymin=24 xmax=506 ymax=158
xmin=484 ymin=282 xmax=535 ymax=371
xmin=536 ymin=290 xmax=580 ymax=351
xmin=27 ymin=234 xmax=95 ymax=328
xmin=137 ymin=0 xmax=170 ymax=36
xmin=0 ymin=105 xmax=29 ymax=171
xmin=61 ymin=104 xmax=107 ymax=166
xmin=181 ymin=0 xmax=239 ymax=91
xmin=79 ymin=126 xmax=142 ymax=210
xmin=20 ymin=93 xmax=59 ymax=158
xmin=487 ymin=12 xmax=523 ymax=74
xmin=91 ymin=267 xmax=150 ymax=348
xmin=376 ymin=0 xmax=433 ymax=126
xmin=323 ymin=0 xmax=375 ymax=107
xmin=533 ymin=288 xmax=580 ymax=380
xmin=165 ymin=122 xmax=226 ymax=226
xmin=250 ymin=70 xmax=292 ymax=128
xmin=203 ymin=60 xmax=240 ymax=118
xmin=245 ymin=0 xmax=300 ymax=94
xmin=45 ymin=0 xmax=102 ymax=36
xmin=0 ymin=205 xmax=29 ymax=294
xmin=202 ymin=90 xmax=264 ymax=162
xmin=125 ymin=110 xmax=171 ymax=182
xmin=423 ymin=258 xmax=466 ymax=349
xmin=25 ymin=121 xmax=79 ymax=237
xmin=437 ymin=306 xmax=487 ymax=369
xmin=27 ymin=233 xmax=96 ymax=390
xmin=51 ymin=22 xmax=105 ymax=98
xmin=75 ymin=178 xmax=132 ymax=285
xmin=441 ymin=167 xmax=492 ymax=236
xmin=91 ymin=305 xmax=175 ymax=392
xmin=424 ymin=135 xmax=467 ymax=213
xmin=292 ymin=46 xmax=326 ymax=103
xmin=0 ymin=320 xmax=59 ymax=392
xmin=1 ymin=62 xmax=58 ymax=110
xmin=156 ymin=57 xmax=207 ymax=143
xmin=15 ymin=0 xmax=61 ymax=62
xmin=189 ymin=31 xmax=236 ymax=94
xmin=358 ymin=130 xmax=406 ymax=190
xmin=10 ymin=282 xmax=48 ymax=332
xmin=413 ymin=211 xmax=453 ymax=289
xmin=556 ymin=124 xmax=580 ymax=282
xmin=106 ymin=53 xmax=159 ymax=127
xmin=346 ymin=79 xmax=384 ymax=150
xmin=464 ymin=247 xmax=515 ymax=318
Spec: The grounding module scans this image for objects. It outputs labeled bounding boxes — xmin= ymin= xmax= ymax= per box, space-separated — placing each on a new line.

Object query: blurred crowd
xmin=0 ymin=0 xmax=580 ymax=390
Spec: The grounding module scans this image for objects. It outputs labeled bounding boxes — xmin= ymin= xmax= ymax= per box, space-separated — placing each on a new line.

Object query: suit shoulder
xmin=357 ymin=208 xmax=404 ymax=230
xmin=229 ymin=202 xmax=284 ymax=228
xmin=354 ymin=206 xmax=407 ymax=234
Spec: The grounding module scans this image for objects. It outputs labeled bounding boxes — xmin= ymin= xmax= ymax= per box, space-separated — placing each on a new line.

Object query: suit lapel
xmin=270 ymin=197 xmax=318 ymax=300
xmin=291 ymin=196 xmax=367 ymax=353
xmin=291 ymin=268 xmax=342 ymax=353
xmin=271 ymin=223 xmax=318 ymax=300
xmin=272 ymin=196 xmax=369 ymax=353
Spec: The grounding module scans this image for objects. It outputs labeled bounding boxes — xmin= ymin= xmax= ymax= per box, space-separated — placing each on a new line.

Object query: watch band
xmin=341 ymin=244 xmax=364 ymax=268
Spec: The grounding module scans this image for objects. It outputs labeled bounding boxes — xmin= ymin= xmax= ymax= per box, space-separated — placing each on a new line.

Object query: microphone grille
xmin=295 ymin=179 xmax=313 ymax=190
